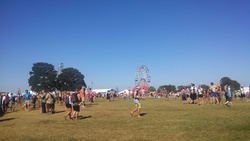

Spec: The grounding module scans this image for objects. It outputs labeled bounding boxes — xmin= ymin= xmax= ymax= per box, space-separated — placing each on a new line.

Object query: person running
xmin=130 ymin=87 xmax=142 ymax=118
xmin=198 ymin=86 xmax=204 ymax=106
xmin=22 ymin=90 xmax=31 ymax=111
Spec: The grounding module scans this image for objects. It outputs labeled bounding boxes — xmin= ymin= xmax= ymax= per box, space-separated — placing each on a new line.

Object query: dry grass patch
xmin=1 ymin=98 xmax=250 ymax=141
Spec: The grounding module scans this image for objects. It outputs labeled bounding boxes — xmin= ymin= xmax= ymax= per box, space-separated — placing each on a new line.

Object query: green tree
xmin=158 ymin=85 xmax=176 ymax=93
xmin=220 ymin=77 xmax=240 ymax=92
xmin=220 ymin=77 xmax=232 ymax=90
xmin=57 ymin=67 xmax=86 ymax=91
xmin=150 ymin=86 xmax=156 ymax=92
xmin=201 ymin=84 xmax=209 ymax=90
xmin=28 ymin=62 xmax=57 ymax=92
xmin=231 ymin=80 xmax=240 ymax=92
xmin=177 ymin=85 xmax=187 ymax=92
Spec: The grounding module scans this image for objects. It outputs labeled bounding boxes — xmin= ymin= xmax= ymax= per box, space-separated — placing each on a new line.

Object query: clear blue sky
xmin=0 ymin=0 xmax=249 ymax=93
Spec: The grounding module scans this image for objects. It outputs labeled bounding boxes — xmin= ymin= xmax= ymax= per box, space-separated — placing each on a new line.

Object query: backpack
xmin=64 ymin=95 xmax=69 ymax=104
xmin=71 ymin=93 xmax=79 ymax=103
xmin=11 ymin=96 xmax=15 ymax=102
xmin=132 ymin=91 xmax=138 ymax=98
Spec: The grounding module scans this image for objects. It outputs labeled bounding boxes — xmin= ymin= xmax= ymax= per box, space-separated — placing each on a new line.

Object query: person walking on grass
xmin=71 ymin=90 xmax=81 ymax=121
xmin=210 ymin=82 xmax=218 ymax=104
xmin=64 ymin=92 xmax=73 ymax=120
xmin=198 ymin=86 xmax=204 ymax=106
xmin=240 ymin=85 xmax=247 ymax=101
xmin=79 ymin=86 xmax=86 ymax=108
xmin=22 ymin=90 xmax=31 ymax=111
xmin=89 ymin=88 xmax=94 ymax=105
xmin=224 ymin=84 xmax=233 ymax=107
xmin=190 ymin=83 xmax=197 ymax=104
xmin=181 ymin=87 xmax=187 ymax=104
xmin=217 ymin=85 xmax=223 ymax=104
xmin=130 ymin=87 xmax=142 ymax=118
xmin=10 ymin=93 xmax=16 ymax=112
xmin=40 ymin=90 xmax=47 ymax=113
xmin=164 ymin=88 xmax=169 ymax=101
xmin=46 ymin=89 xmax=54 ymax=114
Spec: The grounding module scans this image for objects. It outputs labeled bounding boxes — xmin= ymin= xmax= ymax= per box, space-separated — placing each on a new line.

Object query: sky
xmin=0 ymin=0 xmax=249 ymax=93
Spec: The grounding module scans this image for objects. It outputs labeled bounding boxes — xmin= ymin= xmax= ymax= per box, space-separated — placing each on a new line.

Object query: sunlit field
xmin=1 ymin=97 xmax=250 ymax=141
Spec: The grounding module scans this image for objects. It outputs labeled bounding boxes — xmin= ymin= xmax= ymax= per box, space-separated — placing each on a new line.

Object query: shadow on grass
xmin=78 ymin=115 xmax=91 ymax=120
xmin=85 ymin=103 xmax=98 ymax=108
xmin=0 ymin=118 xmax=15 ymax=122
xmin=140 ymin=113 xmax=147 ymax=117
xmin=54 ymin=110 xmax=66 ymax=114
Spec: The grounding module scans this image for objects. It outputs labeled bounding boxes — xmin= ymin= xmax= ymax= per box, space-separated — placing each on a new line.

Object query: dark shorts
xmin=226 ymin=97 xmax=232 ymax=102
xmin=73 ymin=105 xmax=80 ymax=112
xmin=58 ymin=97 xmax=62 ymax=101
xmin=182 ymin=94 xmax=186 ymax=100
xmin=47 ymin=103 xmax=53 ymax=109
xmin=198 ymin=94 xmax=203 ymax=98
xmin=190 ymin=94 xmax=197 ymax=100
xmin=66 ymin=104 xmax=72 ymax=108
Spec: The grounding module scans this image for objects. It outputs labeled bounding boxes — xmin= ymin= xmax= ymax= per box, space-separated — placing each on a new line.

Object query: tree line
xmin=150 ymin=77 xmax=243 ymax=93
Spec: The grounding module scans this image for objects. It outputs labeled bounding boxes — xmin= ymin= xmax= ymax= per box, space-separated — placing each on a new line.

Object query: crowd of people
xmin=1 ymin=83 xmax=249 ymax=119
xmin=153 ymin=82 xmax=249 ymax=107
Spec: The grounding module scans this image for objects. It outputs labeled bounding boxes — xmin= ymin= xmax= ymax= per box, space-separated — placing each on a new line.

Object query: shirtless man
xmin=210 ymin=82 xmax=218 ymax=104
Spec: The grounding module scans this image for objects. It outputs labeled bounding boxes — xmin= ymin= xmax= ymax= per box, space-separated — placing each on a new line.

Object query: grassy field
xmin=1 ymin=97 xmax=250 ymax=141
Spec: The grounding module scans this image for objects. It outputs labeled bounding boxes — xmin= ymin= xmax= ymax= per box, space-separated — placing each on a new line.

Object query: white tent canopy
xmin=243 ymin=87 xmax=249 ymax=93
xmin=92 ymin=89 xmax=116 ymax=94
xmin=118 ymin=89 xmax=131 ymax=95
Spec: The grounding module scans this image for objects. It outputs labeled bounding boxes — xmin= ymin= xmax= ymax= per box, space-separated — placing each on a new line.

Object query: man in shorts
xmin=210 ymin=82 xmax=218 ymax=104
xmin=22 ymin=90 xmax=31 ymax=111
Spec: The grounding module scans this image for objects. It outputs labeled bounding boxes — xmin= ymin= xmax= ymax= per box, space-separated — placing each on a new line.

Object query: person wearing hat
xmin=130 ymin=86 xmax=142 ymax=118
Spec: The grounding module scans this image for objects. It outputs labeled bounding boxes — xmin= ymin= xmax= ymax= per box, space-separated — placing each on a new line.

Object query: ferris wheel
xmin=134 ymin=65 xmax=151 ymax=91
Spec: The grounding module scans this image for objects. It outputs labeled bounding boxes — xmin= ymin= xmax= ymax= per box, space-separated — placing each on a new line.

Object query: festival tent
xmin=92 ymin=89 xmax=116 ymax=94
xmin=118 ymin=89 xmax=131 ymax=95
xmin=243 ymin=87 xmax=249 ymax=93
